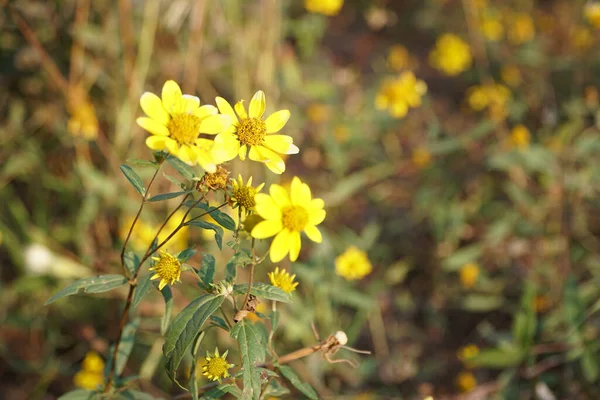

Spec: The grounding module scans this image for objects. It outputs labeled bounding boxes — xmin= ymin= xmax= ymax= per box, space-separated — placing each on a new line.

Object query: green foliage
xmin=120 ymin=165 xmax=146 ymax=196
xmin=278 ymin=365 xmax=318 ymax=400
xmin=186 ymin=220 xmax=224 ymax=249
xmin=230 ymin=320 xmax=266 ymax=400
xmin=46 ymin=275 xmax=128 ymax=305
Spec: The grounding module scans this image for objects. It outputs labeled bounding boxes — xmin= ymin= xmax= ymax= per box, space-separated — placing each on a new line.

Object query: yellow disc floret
xmin=237 ymin=118 xmax=267 ymax=146
xmin=149 ymin=251 xmax=182 ymax=290
xmin=167 ymin=113 xmax=203 ymax=144
xmin=231 ymin=175 xmax=265 ymax=213
xmin=202 ymin=348 xmax=234 ymax=382
xmin=268 ymin=267 xmax=299 ymax=293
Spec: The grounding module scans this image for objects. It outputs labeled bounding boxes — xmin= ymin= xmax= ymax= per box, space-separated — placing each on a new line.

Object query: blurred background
xmin=3 ymin=0 xmax=600 ymax=398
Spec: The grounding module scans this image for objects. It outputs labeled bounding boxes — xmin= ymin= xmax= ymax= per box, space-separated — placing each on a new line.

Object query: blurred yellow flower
xmin=306 ymin=103 xmax=331 ymax=123
xmin=136 ymin=80 xmax=230 ymax=172
xmin=120 ymin=211 xmax=189 ymax=253
xmin=305 ymin=0 xmax=343 ymax=16
xmin=457 ymin=344 xmax=480 ymax=363
xmin=429 ymin=34 xmax=473 ymax=76
xmin=507 ymin=13 xmax=535 ymax=45
xmin=412 ymin=147 xmax=432 ymax=168
xmin=509 ymin=124 xmax=530 ymax=149
xmin=585 ymin=3 xmax=600 ymax=28
xmin=456 ymin=370 xmax=477 ymax=392
xmin=335 ymin=246 xmax=373 ymax=281
xmin=501 ymin=65 xmax=522 ymax=88
xmin=251 ymin=177 xmax=326 ymax=262
xmin=246 ymin=302 xmax=267 ymax=322
xmin=334 ymin=125 xmax=350 ymax=143
xmin=213 ymin=91 xmax=299 ymax=174
xmin=202 ymin=348 xmax=234 ymax=382
xmin=480 ymin=13 xmax=504 ymax=42
xmin=269 ymin=267 xmax=299 ymax=293
xmin=73 ymin=351 xmax=105 ymax=390
xmin=571 ymin=26 xmax=594 ymax=51
xmin=375 ymin=71 xmax=427 ymax=118
xmin=67 ymin=100 xmax=99 ymax=140
xmin=466 ymin=83 xmax=511 ymax=121
xmin=231 ymin=174 xmax=264 ymax=214
xmin=459 ymin=263 xmax=479 ymax=288
xmin=149 ymin=250 xmax=182 ymax=290
xmin=387 ymin=45 xmax=415 ymax=71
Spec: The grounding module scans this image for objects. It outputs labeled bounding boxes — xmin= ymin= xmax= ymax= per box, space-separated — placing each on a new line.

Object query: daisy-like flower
xmin=149 ymin=250 xmax=182 ymax=290
xmin=136 ymin=80 xmax=231 ymax=172
xmin=375 ymin=71 xmax=427 ymax=119
xmin=335 ymin=246 xmax=373 ymax=281
xmin=202 ymin=348 xmax=234 ymax=382
xmin=268 ymin=267 xmax=299 ymax=293
xmin=213 ymin=91 xmax=299 ymax=174
xmin=429 ymin=33 xmax=472 ymax=76
xmin=251 ymin=177 xmax=326 ymax=262
xmin=231 ymin=174 xmax=265 ymax=214
xmin=73 ymin=351 xmax=105 ymax=390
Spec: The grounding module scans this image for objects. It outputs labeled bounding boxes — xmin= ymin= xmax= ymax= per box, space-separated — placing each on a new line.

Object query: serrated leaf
xmin=120 ymin=165 xmax=146 ymax=196
xmin=163 ymin=294 xmax=225 ymax=379
xmin=231 ymin=320 xmax=266 ymax=400
xmin=132 ymin=274 xmax=152 ymax=308
xmin=159 ymin=285 xmax=173 ymax=335
xmin=123 ymin=252 xmax=141 ymax=277
xmin=196 ymin=203 xmax=236 ymax=231
xmin=167 ymin=155 xmax=196 ymax=180
xmin=177 ymin=247 xmax=196 ymax=263
xmin=278 ymin=365 xmax=318 ymax=399
xmin=57 ymin=390 xmax=97 ymax=400
xmin=233 ymin=283 xmax=291 ymax=303
xmin=198 ymin=253 xmax=215 ymax=288
xmin=46 ymin=275 xmax=128 ymax=305
xmin=186 ymin=220 xmax=224 ymax=249
xmin=148 ymin=191 xmax=189 ymax=202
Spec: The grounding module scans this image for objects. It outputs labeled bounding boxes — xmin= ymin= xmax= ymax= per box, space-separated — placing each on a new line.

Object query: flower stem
xmin=241 ymin=238 xmax=256 ymax=311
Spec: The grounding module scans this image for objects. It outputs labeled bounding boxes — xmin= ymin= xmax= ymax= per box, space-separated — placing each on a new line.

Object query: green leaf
xmin=159 ymin=285 xmax=173 ymax=335
xmin=177 ymin=247 xmax=196 ymax=263
xmin=195 ymin=203 xmax=236 ymax=231
xmin=210 ymin=315 xmax=230 ymax=331
xmin=46 ymin=275 xmax=128 ymax=305
xmin=201 ymin=384 xmax=242 ymax=399
xmin=124 ymin=252 xmax=141 ymax=277
xmin=167 ymin=155 xmax=196 ymax=180
xmin=442 ymin=245 xmax=482 ymax=271
xmin=469 ymin=346 xmax=524 ymax=369
xmin=512 ymin=282 xmax=536 ymax=349
xmin=112 ymin=318 xmax=139 ymax=376
xmin=564 ymin=275 xmax=585 ymax=327
xmin=582 ymin=351 xmax=599 ymax=382
xmin=126 ymin=159 xmax=158 ymax=169
xmin=120 ymin=165 xmax=146 ymax=196
xmin=163 ymin=294 xmax=225 ymax=379
xmin=231 ymin=320 xmax=266 ymax=400
xmin=270 ymin=310 xmax=280 ymax=334
xmin=225 ymin=251 xmax=252 ymax=281
xmin=462 ymin=295 xmax=504 ymax=312
xmin=57 ymin=390 xmax=97 ymax=400
xmin=186 ymin=220 xmax=224 ymax=250
xmin=132 ymin=274 xmax=152 ymax=308
xmin=197 ymin=253 xmax=215 ymax=288
xmin=148 ymin=191 xmax=189 ymax=202
xmin=233 ymin=283 xmax=291 ymax=303
xmin=278 ymin=365 xmax=318 ymax=400
xmin=189 ymin=331 xmax=206 ymax=400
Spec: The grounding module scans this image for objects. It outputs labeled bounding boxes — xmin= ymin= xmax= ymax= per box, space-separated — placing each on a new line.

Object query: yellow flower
xmin=387 ymin=45 xmax=414 ymax=71
xmin=251 ymin=177 xmax=326 ymax=262
xmin=509 ymin=124 xmax=530 ymax=149
xmin=136 ymin=80 xmax=231 ymax=172
xmin=213 ymin=91 xmax=299 ymax=174
xmin=202 ymin=348 xmax=234 ymax=382
xmin=149 ymin=250 xmax=182 ymax=290
xmin=466 ymin=83 xmax=511 ymax=121
xmin=305 ymin=0 xmax=343 ymax=16
xmin=429 ymin=34 xmax=472 ymax=76
xmin=507 ymin=13 xmax=535 ymax=45
xmin=571 ymin=26 xmax=594 ymax=51
xmin=459 ymin=263 xmax=479 ymax=288
xmin=585 ymin=3 xmax=600 ymax=28
xmin=412 ymin=147 xmax=432 ymax=168
xmin=231 ymin=174 xmax=265 ymax=213
xmin=120 ymin=211 xmax=189 ymax=253
xmin=246 ymin=302 xmax=267 ymax=322
xmin=480 ymin=13 xmax=504 ymax=42
xmin=73 ymin=351 xmax=105 ymax=390
xmin=375 ymin=71 xmax=427 ymax=118
xmin=457 ymin=344 xmax=480 ymax=363
xmin=67 ymin=101 xmax=99 ymax=140
xmin=334 ymin=125 xmax=350 ymax=143
xmin=501 ymin=65 xmax=522 ymax=88
xmin=456 ymin=371 xmax=477 ymax=392
xmin=306 ymin=103 xmax=331 ymax=123
xmin=335 ymin=246 xmax=373 ymax=281
xmin=269 ymin=267 xmax=299 ymax=293
xmin=81 ymin=351 xmax=105 ymax=373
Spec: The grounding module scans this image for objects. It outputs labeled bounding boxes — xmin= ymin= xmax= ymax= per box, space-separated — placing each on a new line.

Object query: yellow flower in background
xmin=251 ymin=177 xmax=326 ymax=262
xmin=429 ymin=34 xmax=472 ymax=76
xmin=509 ymin=124 xmax=530 ymax=149
xmin=412 ymin=147 xmax=432 ymax=168
xmin=246 ymin=302 xmax=267 ymax=322
xmin=306 ymin=103 xmax=331 ymax=123
xmin=269 ymin=267 xmax=299 ymax=293
xmin=501 ymin=65 xmax=522 ymax=88
xmin=137 ymin=80 xmax=230 ymax=171
xmin=585 ymin=3 xmax=600 ymax=28
xmin=149 ymin=250 xmax=182 ymax=290
xmin=73 ymin=351 xmax=105 ymax=390
xmin=213 ymin=91 xmax=299 ymax=174
xmin=202 ymin=348 xmax=234 ymax=382
xmin=480 ymin=13 xmax=504 ymax=42
xmin=375 ymin=71 xmax=427 ymax=118
xmin=571 ymin=26 xmax=594 ymax=51
xmin=305 ymin=0 xmax=343 ymax=16
xmin=231 ymin=174 xmax=265 ymax=213
xmin=457 ymin=344 xmax=480 ymax=363
xmin=387 ymin=45 xmax=415 ymax=71
xmin=335 ymin=246 xmax=373 ymax=281
xmin=466 ymin=83 xmax=511 ymax=121
xmin=120 ymin=211 xmax=189 ymax=253
xmin=456 ymin=370 xmax=477 ymax=392
xmin=67 ymin=87 xmax=99 ymax=140
xmin=459 ymin=263 xmax=479 ymax=288
xmin=507 ymin=13 xmax=535 ymax=45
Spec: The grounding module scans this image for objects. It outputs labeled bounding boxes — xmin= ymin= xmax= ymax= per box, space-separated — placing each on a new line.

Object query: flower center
xmin=233 ymin=186 xmax=257 ymax=210
xmin=154 ymin=253 xmax=182 ymax=283
xmin=281 ymin=205 xmax=309 ymax=232
xmin=167 ymin=113 xmax=202 ymax=145
xmin=236 ymin=117 xmax=267 ymax=146
xmin=205 ymin=357 xmax=229 ymax=378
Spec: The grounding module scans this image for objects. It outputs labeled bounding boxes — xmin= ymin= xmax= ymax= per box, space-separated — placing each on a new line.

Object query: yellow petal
xmin=251 ymin=219 xmax=283 ymax=239
xmin=158 ymin=280 xmax=167 ymax=290
xmin=255 ymin=146 xmax=285 ymax=174
xmin=289 ymin=231 xmax=302 ymax=261
xmin=193 ymin=146 xmax=217 ymax=173
xmin=309 ymin=208 xmax=326 ymax=225
xmin=290 ymin=177 xmax=311 ymax=206
xmin=146 ymin=135 xmax=177 ymax=151
xmin=304 ymin=225 xmax=322 ymax=243
xmin=182 ymin=94 xmax=200 ymax=112
xmin=234 ymin=101 xmax=247 ymax=119
xmin=137 ymin=117 xmax=170 ymax=136
xmin=265 ymin=110 xmax=290 ymax=133
xmin=264 ymin=135 xmax=299 ymax=154
xmin=269 ymin=184 xmax=291 ymax=207
xmin=248 ymin=145 xmax=267 ymax=162
xmin=270 ymin=229 xmax=291 ymax=262
xmin=162 ymin=80 xmax=183 ymax=114
xmin=249 ymin=90 xmax=266 ymax=118
xmin=215 ymin=97 xmax=238 ymax=121
xmin=212 ymin=134 xmax=240 ymax=162
xmin=199 ymin=114 xmax=231 ymax=134
xmin=265 ymin=159 xmax=286 ymax=174
xmin=193 ymin=105 xmax=218 ymax=120
xmin=310 ymin=198 xmax=325 ymax=210
xmin=140 ymin=92 xmax=169 ymax=125
xmin=239 ymin=144 xmax=247 ymax=161
xmin=177 ymin=144 xmax=197 ymax=165
xmin=255 ymin=193 xmax=282 ymax=219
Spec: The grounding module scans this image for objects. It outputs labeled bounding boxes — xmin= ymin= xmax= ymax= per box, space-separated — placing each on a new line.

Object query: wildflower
xmin=306 ymin=103 xmax=331 ymax=123
xmin=466 ymin=84 xmax=511 ymax=121
xmin=120 ymin=211 xmax=189 ymax=253
xmin=67 ymin=99 xmax=99 ymax=140
xmin=199 ymin=165 xmax=230 ymax=191
xmin=457 ymin=344 xmax=480 ymax=363
xmin=571 ymin=26 xmax=594 ymax=51
xmin=251 ymin=177 xmax=326 ymax=262
xmin=507 ymin=13 xmax=535 ymax=45
xmin=269 ymin=267 xmax=299 ymax=293
xmin=149 ymin=250 xmax=182 ymax=290
xmin=246 ymin=302 xmax=267 ymax=322
xmin=480 ymin=13 xmax=504 ymax=42
xmin=213 ymin=91 xmax=299 ymax=174
xmin=459 ymin=263 xmax=479 ymax=288
xmin=375 ymin=71 xmax=427 ymax=118
xmin=73 ymin=351 xmax=105 ymax=390
xmin=231 ymin=175 xmax=264 ymax=213
xmin=456 ymin=371 xmax=477 ymax=392
xmin=412 ymin=147 xmax=432 ymax=168
xmin=335 ymin=246 xmax=373 ymax=281
xmin=202 ymin=348 xmax=234 ymax=382
xmin=429 ymin=34 xmax=472 ymax=76
xmin=509 ymin=124 xmax=530 ymax=149
xmin=585 ymin=2 xmax=600 ymax=28
xmin=136 ymin=80 xmax=230 ymax=172
xmin=501 ymin=65 xmax=522 ymax=88
xmin=305 ymin=0 xmax=343 ymax=16
xmin=334 ymin=125 xmax=350 ymax=143
xmin=387 ymin=45 xmax=414 ymax=71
